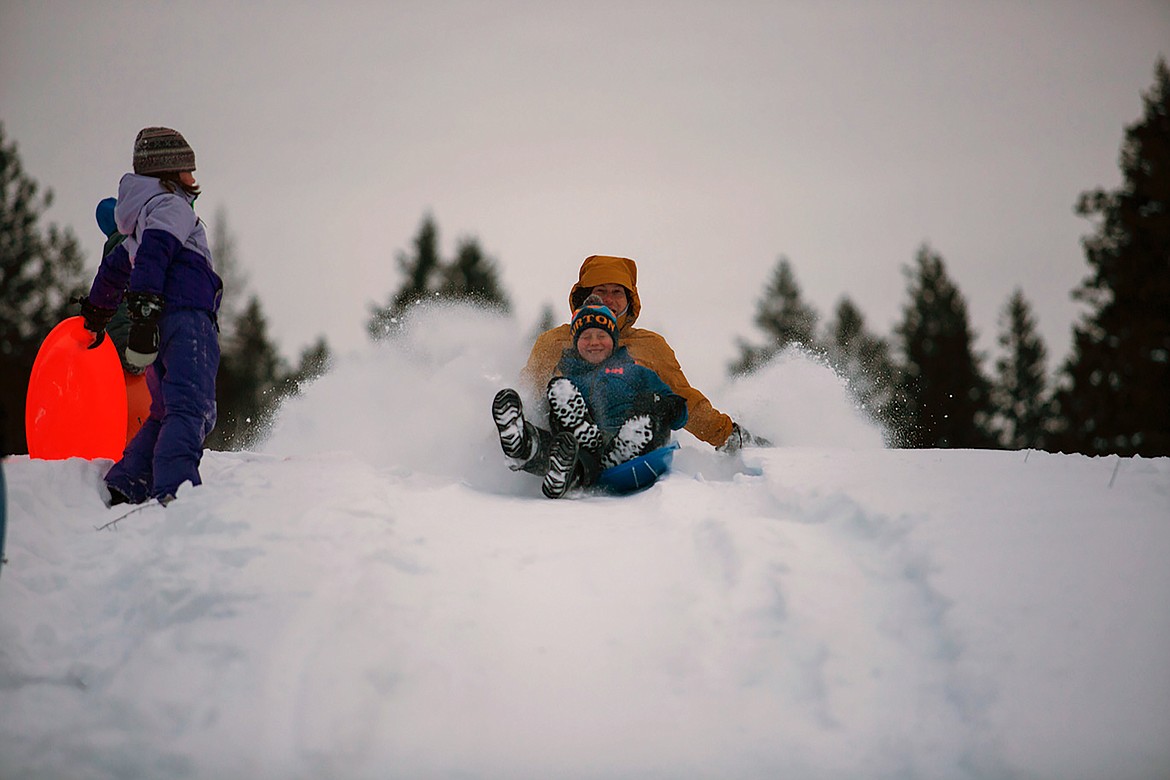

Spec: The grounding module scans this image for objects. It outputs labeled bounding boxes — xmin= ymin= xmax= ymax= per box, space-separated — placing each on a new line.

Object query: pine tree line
xmin=0 ymin=122 xmax=87 ymax=454
xmin=726 ymin=62 xmax=1168 ymax=455
xmin=2 ymin=59 xmax=1166 ymax=456
xmin=730 ymin=246 xmax=1029 ymax=449
xmin=1051 ymin=58 xmax=1170 ymax=456
xmin=203 ymin=208 xmax=332 ymax=451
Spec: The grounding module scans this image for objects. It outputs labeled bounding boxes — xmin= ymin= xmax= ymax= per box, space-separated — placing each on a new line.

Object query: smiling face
xmin=577 ymin=327 xmax=615 ymax=365
xmin=589 ymin=284 xmax=628 ymax=317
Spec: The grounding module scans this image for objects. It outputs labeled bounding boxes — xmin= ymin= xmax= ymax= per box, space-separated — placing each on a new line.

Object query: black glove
xmin=654 ymin=394 xmax=687 ymax=428
xmin=77 ymin=296 xmax=116 ymax=349
xmin=718 ymin=422 xmax=771 ymax=454
xmin=124 ymin=291 xmax=165 ymax=369
xmin=630 ymin=393 xmax=687 ymax=446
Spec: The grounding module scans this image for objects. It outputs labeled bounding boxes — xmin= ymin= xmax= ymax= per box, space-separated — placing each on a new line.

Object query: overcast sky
xmin=3 ymin=1 xmax=1167 ymax=391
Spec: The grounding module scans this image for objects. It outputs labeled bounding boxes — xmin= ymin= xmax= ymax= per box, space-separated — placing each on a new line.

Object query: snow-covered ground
xmin=2 ymin=306 xmax=1168 ymax=780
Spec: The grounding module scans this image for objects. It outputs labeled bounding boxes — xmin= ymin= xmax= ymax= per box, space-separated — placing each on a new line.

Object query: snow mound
xmin=1 ymin=309 xmax=1167 ymax=779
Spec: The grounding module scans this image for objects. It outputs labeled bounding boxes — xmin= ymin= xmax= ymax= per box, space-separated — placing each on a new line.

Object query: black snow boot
xmin=105 ymin=484 xmax=132 ymax=508
xmin=543 ymin=431 xmax=604 ymax=499
xmin=492 ymin=388 xmax=534 ymax=460
xmin=542 ymin=431 xmax=583 ymax=499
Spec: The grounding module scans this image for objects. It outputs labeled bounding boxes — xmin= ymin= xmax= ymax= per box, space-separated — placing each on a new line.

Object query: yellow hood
xmin=568 ymin=255 xmax=641 ymax=327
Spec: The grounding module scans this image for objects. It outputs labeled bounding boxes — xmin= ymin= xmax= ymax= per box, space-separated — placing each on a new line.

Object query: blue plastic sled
xmin=596 ymin=442 xmax=680 ymax=494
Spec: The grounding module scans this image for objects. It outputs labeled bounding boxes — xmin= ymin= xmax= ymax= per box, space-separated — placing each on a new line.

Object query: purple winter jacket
xmin=89 ymin=173 xmax=222 ymax=314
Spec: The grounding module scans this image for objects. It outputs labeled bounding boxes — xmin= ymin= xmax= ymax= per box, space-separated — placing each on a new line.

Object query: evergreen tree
xmin=0 ymin=123 xmax=88 ymax=454
xmin=204 ymin=211 xmax=325 ymax=451
xmin=530 ymin=303 xmax=557 ymax=341
xmin=1053 ymin=59 xmax=1170 ymax=456
xmin=209 ymin=206 xmax=249 ymax=334
xmin=895 ymin=244 xmax=994 ymax=448
xmin=437 ymin=237 xmax=511 ymax=311
xmin=729 ymin=256 xmax=820 ymax=376
xmin=990 ymin=289 xmax=1051 ymax=449
xmin=207 ymin=295 xmax=288 ymax=450
xmin=279 ymin=336 xmax=333 ymax=399
xmin=824 ymin=296 xmax=908 ymax=444
xmin=368 ymin=214 xmax=513 ymax=339
xmin=368 ymin=214 xmax=442 ymax=339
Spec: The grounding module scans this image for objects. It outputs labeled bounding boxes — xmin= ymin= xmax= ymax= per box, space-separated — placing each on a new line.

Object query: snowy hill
xmin=1 ymin=307 xmax=1168 ymax=780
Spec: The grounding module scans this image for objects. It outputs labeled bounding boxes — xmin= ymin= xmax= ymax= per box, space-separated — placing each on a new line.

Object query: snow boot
xmin=547 ymin=378 xmax=604 ymax=451
xmin=602 ymin=414 xmax=655 ymax=468
xmin=104 ymin=484 xmax=132 ymax=508
xmin=492 ymin=388 xmax=534 ymax=460
xmin=543 ymin=431 xmax=583 ymax=499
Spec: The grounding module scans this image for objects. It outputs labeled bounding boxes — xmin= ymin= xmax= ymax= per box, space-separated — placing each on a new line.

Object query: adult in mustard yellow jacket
xmin=520 ymin=254 xmax=762 ymax=452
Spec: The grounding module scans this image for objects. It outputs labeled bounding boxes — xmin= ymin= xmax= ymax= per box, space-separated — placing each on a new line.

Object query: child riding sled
xmin=494 ymin=295 xmax=688 ymax=498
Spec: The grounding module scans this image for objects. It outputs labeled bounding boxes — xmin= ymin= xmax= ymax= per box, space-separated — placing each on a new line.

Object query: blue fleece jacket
xmin=556 ymin=346 xmax=688 ymax=434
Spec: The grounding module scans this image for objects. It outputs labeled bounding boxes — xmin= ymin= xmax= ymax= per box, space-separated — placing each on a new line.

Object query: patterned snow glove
xmin=717 ymin=422 xmax=771 ymax=454
xmin=77 ymin=296 xmax=117 ymax=349
xmin=124 ymin=291 xmax=165 ymax=369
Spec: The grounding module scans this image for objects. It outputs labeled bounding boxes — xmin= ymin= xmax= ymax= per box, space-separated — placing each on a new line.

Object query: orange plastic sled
xmin=25 ymin=317 xmax=128 ymax=460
